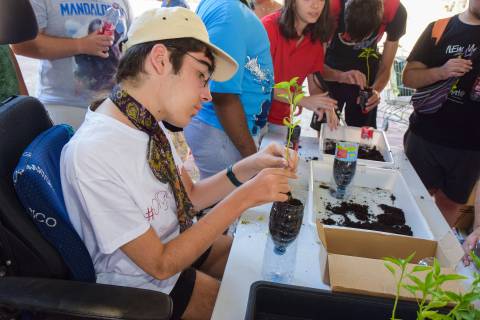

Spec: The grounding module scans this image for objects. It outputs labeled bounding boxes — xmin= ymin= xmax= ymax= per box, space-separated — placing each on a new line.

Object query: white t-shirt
xmin=60 ymin=109 xmax=181 ymax=293
xmin=31 ymin=0 xmax=132 ymax=108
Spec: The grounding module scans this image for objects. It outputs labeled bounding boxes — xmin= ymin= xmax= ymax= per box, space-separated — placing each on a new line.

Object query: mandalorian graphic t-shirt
xmin=30 ymin=0 xmax=132 ymax=108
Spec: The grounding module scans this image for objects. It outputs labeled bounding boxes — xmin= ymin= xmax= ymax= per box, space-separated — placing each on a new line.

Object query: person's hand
xmin=439 ymin=58 xmax=472 ymax=80
xmin=300 ymin=93 xmax=337 ymax=115
xmin=364 ymin=89 xmax=381 ymax=112
xmin=240 ymin=168 xmax=297 ymax=207
xmin=325 ymin=108 xmax=340 ymax=130
xmin=462 ymin=227 xmax=480 ymax=266
xmin=339 ymin=70 xmax=367 ymax=89
xmin=77 ymin=31 xmax=114 ymax=58
xmin=252 ymin=143 xmax=299 ymax=173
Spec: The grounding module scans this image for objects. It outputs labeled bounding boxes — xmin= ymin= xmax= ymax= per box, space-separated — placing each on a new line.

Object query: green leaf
xmin=405 ymin=252 xmax=416 ymax=264
xmin=433 ymin=258 xmax=441 ymax=276
xmin=441 ymin=274 xmax=467 ymax=282
xmin=273 ymin=81 xmax=291 ymax=90
xmin=412 ymin=265 xmax=432 ymax=273
xmin=407 ymin=274 xmax=425 ymax=291
xmin=282 ymin=118 xmax=291 ymax=126
xmin=402 ymin=284 xmax=419 ymax=295
xmin=293 ymin=119 xmax=302 ymax=127
xmin=426 ymin=300 xmax=448 ymax=309
xmin=288 ymin=77 xmax=299 ymax=87
xmin=383 ymin=257 xmax=402 ymax=267
xmin=470 ymin=250 xmax=480 ymax=269
xmin=385 ymin=262 xmax=396 ymax=276
xmin=293 ymin=93 xmax=305 ymax=106
xmin=420 ymin=310 xmax=441 ymax=319
xmin=444 ymin=291 xmax=461 ymax=302
xmin=277 ymin=93 xmax=290 ymax=101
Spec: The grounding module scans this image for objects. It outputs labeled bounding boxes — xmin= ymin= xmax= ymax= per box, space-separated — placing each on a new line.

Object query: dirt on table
xmin=322 ymin=201 xmax=413 ymax=236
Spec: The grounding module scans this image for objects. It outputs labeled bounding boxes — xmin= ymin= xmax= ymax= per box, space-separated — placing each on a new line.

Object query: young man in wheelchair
xmin=60 ymin=8 xmax=298 ymax=320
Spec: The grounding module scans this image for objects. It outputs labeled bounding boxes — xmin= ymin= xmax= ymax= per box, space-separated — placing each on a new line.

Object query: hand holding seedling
xmin=364 ymin=89 xmax=381 ymax=111
xmin=239 ymin=168 xmax=297 ymax=206
xmin=339 ymin=69 xmax=367 ymax=89
xmin=252 ymin=143 xmax=298 ymax=173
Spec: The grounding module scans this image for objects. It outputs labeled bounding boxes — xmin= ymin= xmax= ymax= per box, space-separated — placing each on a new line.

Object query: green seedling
xmin=384 ymin=252 xmax=480 ymax=320
xmin=273 ymin=77 xmax=304 ymax=161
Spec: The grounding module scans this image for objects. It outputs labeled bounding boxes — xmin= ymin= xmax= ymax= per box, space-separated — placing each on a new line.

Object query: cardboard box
xmin=317 ymin=223 xmax=465 ymax=300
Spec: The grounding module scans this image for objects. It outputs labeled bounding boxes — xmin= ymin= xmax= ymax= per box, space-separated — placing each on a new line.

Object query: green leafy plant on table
xmin=272 ymin=77 xmax=304 ymax=161
xmin=384 ymin=252 xmax=480 ymax=320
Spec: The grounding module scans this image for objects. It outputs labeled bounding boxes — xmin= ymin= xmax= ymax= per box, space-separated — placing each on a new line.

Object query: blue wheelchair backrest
xmin=13 ymin=124 xmax=95 ymax=282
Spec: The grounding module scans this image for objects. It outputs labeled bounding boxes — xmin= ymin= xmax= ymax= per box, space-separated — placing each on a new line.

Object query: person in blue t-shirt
xmin=184 ymin=0 xmax=274 ymax=180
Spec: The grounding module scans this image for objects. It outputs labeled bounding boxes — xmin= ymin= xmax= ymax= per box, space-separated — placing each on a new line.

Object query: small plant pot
xmin=358 ymin=87 xmax=373 ymax=113
xmin=269 ymin=196 xmax=304 ymax=254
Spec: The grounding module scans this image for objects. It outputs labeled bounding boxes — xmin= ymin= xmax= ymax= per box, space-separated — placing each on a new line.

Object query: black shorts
xmin=404 ymin=130 xmax=480 ymax=204
xmin=168 ymin=247 xmax=212 ymax=320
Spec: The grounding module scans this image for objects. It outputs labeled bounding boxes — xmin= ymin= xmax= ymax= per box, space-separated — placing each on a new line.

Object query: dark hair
xmin=344 ymin=0 xmax=383 ymax=42
xmin=116 ymin=37 xmax=216 ymax=83
xmin=279 ymin=0 xmax=333 ymax=43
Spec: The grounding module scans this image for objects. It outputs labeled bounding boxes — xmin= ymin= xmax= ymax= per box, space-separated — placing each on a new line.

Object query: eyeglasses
xmin=183 ymin=51 xmax=212 ymax=87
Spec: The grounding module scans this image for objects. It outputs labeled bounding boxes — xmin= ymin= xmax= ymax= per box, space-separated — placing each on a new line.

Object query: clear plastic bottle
xmin=262 ymin=236 xmax=298 ymax=283
xmin=100 ymin=3 xmax=121 ymax=36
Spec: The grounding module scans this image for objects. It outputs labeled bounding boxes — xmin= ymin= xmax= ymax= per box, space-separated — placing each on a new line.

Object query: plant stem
xmin=391 ymin=267 xmax=406 ymax=320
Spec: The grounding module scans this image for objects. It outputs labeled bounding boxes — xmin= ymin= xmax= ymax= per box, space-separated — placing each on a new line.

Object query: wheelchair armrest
xmin=0 ymin=277 xmax=172 ymax=320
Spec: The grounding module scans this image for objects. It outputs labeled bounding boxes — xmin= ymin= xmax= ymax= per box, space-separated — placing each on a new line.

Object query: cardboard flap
xmin=317 ymin=224 xmax=437 ymax=263
xmin=329 ymin=254 xmax=464 ymax=301
xmin=436 ymin=232 xmax=464 ymax=268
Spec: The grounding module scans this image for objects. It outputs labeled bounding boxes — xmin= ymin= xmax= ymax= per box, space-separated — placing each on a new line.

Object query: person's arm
xmin=403 ymin=58 xmax=472 ymax=89
xmin=12 ymin=31 xmax=114 ymax=60
xmin=363 ymin=40 xmax=399 ymax=111
xmin=182 ymin=143 xmax=298 ymax=210
xmin=372 ymin=41 xmax=399 ymax=94
xmin=323 ymin=64 xmax=367 ymax=89
xmin=213 ymin=93 xmax=257 ymax=157
xmin=463 ymin=184 xmax=480 ymax=266
xmin=9 ymin=47 xmax=28 ymax=95
xmin=121 ymin=166 xmax=295 ymax=280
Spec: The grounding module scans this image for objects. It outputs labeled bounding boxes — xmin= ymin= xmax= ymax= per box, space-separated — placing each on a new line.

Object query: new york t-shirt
xmin=407 ymin=15 xmax=480 ymax=150
xmin=31 ymin=0 xmax=132 ymax=108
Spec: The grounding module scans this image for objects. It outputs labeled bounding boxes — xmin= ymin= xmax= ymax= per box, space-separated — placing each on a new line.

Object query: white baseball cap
xmin=123 ymin=7 xmax=238 ymax=82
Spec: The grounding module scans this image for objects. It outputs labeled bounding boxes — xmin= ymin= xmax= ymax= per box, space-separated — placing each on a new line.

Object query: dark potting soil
xmin=324 ymin=139 xmax=385 ymax=162
xmin=322 ymin=201 xmax=413 ymax=236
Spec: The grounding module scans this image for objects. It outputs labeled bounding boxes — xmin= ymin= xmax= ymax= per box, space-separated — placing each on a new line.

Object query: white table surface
xmin=211 ymin=133 xmax=476 ymax=320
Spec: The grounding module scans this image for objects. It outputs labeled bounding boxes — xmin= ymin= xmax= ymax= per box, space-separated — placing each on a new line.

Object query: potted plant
xmin=384 ymin=251 xmax=480 ymax=320
xmin=266 ymin=77 xmax=305 ymax=266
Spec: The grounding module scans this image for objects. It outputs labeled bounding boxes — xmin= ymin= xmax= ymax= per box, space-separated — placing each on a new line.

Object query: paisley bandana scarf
xmin=109 ymin=85 xmax=196 ymax=232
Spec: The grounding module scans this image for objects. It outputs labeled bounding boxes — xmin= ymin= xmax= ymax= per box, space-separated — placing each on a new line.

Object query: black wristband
xmin=226 ymin=164 xmax=243 ymax=187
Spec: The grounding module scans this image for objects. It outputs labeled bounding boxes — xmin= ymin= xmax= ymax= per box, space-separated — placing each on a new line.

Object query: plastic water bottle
xmin=100 ymin=3 xmax=121 ymax=36
xmin=262 ymin=237 xmax=298 ymax=283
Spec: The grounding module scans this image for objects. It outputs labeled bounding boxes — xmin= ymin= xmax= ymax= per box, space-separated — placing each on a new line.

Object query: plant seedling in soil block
xmin=273 ymin=77 xmax=304 ymax=161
